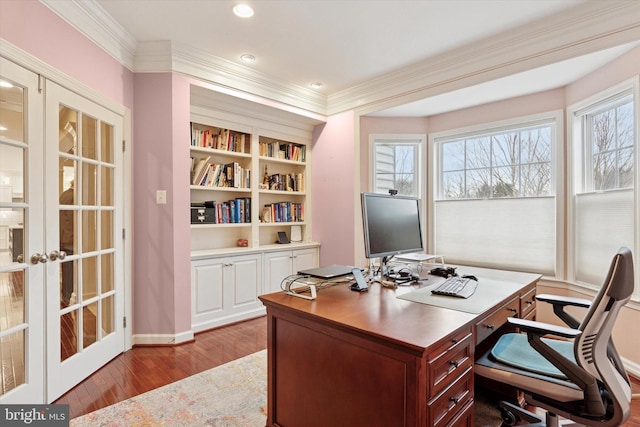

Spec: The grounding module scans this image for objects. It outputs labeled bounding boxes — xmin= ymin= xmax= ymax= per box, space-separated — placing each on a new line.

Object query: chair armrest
xmin=536 ymin=293 xmax=591 ymax=308
xmin=535 ymin=294 xmax=591 ymax=329
xmin=507 ymin=317 xmax=581 ymax=339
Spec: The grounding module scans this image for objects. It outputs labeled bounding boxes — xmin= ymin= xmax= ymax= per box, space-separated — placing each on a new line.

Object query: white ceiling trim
xmin=40 ymin=0 xmax=640 ymax=118
xmin=41 ymin=0 xmax=137 ymax=70
xmin=332 ymin=0 xmax=640 ymax=116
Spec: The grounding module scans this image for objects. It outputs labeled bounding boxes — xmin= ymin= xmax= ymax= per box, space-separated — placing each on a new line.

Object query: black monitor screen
xmin=361 ymin=192 xmax=424 ymax=259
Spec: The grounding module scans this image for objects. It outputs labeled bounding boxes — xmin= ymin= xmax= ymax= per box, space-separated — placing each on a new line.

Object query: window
xmin=440 ymin=125 xmax=552 ymax=199
xmin=432 ymin=113 xmax=561 ymax=275
xmin=570 ymin=83 xmax=637 ymax=291
xmin=584 ymin=94 xmax=634 ymax=191
xmin=370 ymin=134 xmax=424 ymax=198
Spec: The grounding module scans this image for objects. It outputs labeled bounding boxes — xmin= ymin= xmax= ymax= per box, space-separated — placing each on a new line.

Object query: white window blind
xmin=434 ymin=197 xmax=556 ymax=274
xmin=575 ymin=189 xmax=634 ymax=286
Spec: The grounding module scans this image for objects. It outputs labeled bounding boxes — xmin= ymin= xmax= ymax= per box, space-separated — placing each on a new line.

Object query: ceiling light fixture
xmin=233 ymin=4 xmax=254 ymax=18
xmin=310 ymin=82 xmax=324 ymax=89
xmin=240 ymin=54 xmax=256 ymax=63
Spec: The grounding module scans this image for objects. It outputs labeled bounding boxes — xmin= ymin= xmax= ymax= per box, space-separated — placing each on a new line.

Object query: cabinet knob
xmin=485 ymin=324 xmax=495 ymax=330
xmin=450 ymin=360 xmax=459 ymax=368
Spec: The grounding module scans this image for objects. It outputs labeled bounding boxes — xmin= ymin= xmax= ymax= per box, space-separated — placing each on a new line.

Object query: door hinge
xmin=122 ymin=140 xmax=126 ymax=152
xmin=122 ymin=228 xmax=125 ymax=240
xmin=38 ymin=74 xmax=43 ymax=93
xmin=123 ymin=316 xmax=127 ymax=328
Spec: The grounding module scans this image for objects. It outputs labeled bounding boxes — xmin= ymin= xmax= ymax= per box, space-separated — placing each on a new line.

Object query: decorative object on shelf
xmin=237 ymin=239 xmax=248 ymax=247
xmin=290 ymin=225 xmax=302 ymax=243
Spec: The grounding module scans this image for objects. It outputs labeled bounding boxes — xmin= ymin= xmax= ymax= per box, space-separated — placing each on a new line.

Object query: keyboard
xmin=431 ymin=276 xmax=478 ymax=298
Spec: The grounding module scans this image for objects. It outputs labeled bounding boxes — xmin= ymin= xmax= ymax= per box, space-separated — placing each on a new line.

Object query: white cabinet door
xmin=191 ymin=253 xmax=263 ymax=332
xmin=262 ymin=251 xmax=293 ymax=295
xmin=263 ymin=247 xmax=319 ymax=295
xmin=192 ymin=258 xmax=225 ymax=331
xmin=291 ymin=248 xmax=318 ymax=274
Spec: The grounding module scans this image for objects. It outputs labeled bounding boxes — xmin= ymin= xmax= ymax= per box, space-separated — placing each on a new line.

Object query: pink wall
xmin=566 ymin=46 xmax=640 ymax=105
xmin=427 ymin=88 xmax=565 ymax=133
xmin=0 ymin=0 xmax=133 ymax=108
xmin=312 ymin=111 xmax=356 ymax=265
xmin=132 ymin=73 xmax=191 ymax=336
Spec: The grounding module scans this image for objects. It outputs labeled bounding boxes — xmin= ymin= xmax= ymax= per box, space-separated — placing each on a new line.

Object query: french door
xmin=0 ymin=56 xmax=45 ymax=403
xmin=0 ymin=57 xmax=126 ymax=403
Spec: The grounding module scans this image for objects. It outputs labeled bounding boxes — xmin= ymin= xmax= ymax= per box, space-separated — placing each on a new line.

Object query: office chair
xmin=475 ymin=247 xmax=634 ymax=427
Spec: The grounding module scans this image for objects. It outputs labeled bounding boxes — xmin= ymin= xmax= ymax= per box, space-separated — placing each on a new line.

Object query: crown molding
xmin=40 ymin=0 xmax=137 ymax=70
xmin=40 ymin=0 xmax=640 ymax=118
xmin=331 ymin=0 xmax=640 ymax=116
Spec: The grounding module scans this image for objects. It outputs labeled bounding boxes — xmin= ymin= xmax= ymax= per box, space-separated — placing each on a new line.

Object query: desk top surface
xmin=259 ymin=265 xmax=540 ymax=353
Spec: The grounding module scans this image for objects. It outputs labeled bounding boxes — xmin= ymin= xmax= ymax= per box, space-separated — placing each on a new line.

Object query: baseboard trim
xmin=133 ymin=330 xmax=195 ymax=346
xmin=623 ymin=356 xmax=640 ymax=379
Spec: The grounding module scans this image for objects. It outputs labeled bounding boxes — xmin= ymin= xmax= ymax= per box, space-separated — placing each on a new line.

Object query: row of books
xmin=259 ymin=141 xmax=306 ymax=162
xmin=261 ymin=202 xmax=305 ymax=223
xmin=191 ymin=198 xmax=251 ymax=224
xmin=192 ymin=157 xmax=250 ymax=189
xmin=191 ymin=125 xmax=250 ymax=153
xmin=266 ymin=173 xmax=304 ymax=192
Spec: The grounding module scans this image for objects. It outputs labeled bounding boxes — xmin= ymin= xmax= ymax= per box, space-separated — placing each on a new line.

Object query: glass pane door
xmin=46 ymin=81 xmax=123 ymax=402
xmin=0 ymin=57 xmax=45 ymax=404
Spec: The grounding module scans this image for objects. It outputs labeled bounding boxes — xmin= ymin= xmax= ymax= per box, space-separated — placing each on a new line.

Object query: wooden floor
xmin=56 ymin=316 xmax=640 ymax=425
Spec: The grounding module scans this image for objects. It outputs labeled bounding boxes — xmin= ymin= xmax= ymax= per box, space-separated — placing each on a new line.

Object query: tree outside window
xmin=440 ymin=125 xmax=552 ymax=199
xmin=588 ymin=99 xmax=634 ymax=191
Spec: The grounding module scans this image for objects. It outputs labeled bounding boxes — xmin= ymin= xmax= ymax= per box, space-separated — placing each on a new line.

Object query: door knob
xmin=30 ymin=253 xmax=48 ymax=264
xmin=49 ymin=250 xmax=67 ymax=261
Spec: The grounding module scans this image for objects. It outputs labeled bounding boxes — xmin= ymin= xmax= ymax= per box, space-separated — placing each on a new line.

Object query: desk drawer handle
xmin=485 ymin=324 xmax=495 ymax=330
xmin=450 ymin=360 xmax=459 ymax=368
xmin=449 ymin=397 xmax=459 ymax=404
xmin=508 ymin=308 xmax=517 ymax=313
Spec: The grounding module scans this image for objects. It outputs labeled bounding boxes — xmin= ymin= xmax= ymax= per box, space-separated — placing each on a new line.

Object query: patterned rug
xmin=71 ymin=349 xmax=502 ymax=426
xmin=71 ymin=350 xmax=267 ymax=427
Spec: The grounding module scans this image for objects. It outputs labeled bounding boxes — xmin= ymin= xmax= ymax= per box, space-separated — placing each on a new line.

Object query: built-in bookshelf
xmin=190 ymin=120 xmax=312 ymax=252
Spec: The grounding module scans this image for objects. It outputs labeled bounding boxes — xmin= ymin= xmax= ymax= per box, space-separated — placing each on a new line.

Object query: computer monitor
xmin=361 ymin=192 xmax=424 ymax=262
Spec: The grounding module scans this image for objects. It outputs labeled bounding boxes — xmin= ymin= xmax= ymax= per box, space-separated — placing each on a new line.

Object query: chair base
xmin=497 ymin=401 xmax=582 ymax=427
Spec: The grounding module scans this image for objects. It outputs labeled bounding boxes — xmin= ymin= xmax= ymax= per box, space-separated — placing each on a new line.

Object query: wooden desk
xmin=259 ymin=267 xmax=540 ymax=427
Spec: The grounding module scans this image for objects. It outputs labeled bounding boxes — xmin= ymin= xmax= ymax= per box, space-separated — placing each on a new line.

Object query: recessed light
xmin=310 ymin=82 xmax=324 ymax=89
xmin=233 ymin=4 xmax=254 ymax=18
xmin=240 ymin=54 xmax=256 ymax=63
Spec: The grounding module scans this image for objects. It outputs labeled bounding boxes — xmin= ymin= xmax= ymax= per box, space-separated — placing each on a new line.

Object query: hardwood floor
xmin=56 ymin=316 xmax=640 ymax=425
xmin=55 ymin=316 xmax=268 ymax=419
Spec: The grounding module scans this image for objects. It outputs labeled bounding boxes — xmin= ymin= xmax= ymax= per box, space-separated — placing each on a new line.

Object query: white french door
xmin=0 ymin=57 xmax=126 ymax=404
xmin=0 ymin=56 xmax=45 ymax=404
xmin=44 ymin=81 xmax=125 ymax=402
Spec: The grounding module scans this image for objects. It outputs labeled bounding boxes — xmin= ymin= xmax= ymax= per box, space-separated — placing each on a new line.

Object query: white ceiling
xmin=85 ymin=0 xmax=639 ymax=117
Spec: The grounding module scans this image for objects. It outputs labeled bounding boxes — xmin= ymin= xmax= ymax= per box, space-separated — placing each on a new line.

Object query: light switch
xmin=156 ymin=190 xmax=167 ymax=204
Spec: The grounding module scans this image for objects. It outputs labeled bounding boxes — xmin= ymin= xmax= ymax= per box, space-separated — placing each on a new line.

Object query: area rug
xmin=71 ymin=350 xmax=267 ymax=427
xmin=72 ymin=349 xmax=502 ymax=426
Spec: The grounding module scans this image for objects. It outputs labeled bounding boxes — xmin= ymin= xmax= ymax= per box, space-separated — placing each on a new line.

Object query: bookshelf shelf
xmin=259 ymin=156 xmax=305 ymax=166
xmin=190 ymin=185 xmax=252 ymax=193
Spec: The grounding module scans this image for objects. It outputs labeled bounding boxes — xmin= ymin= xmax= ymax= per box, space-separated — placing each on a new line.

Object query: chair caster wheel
xmin=500 ymin=408 xmax=518 ymax=426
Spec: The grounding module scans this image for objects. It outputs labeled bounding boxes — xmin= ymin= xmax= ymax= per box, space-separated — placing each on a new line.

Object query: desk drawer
xmin=427 ymin=365 xmax=473 ymax=427
xmin=427 ymin=328 xmax=473 ymax=400
xmin=475 ymin=296 xmax=519 ymax=345
xmin=520 ymin=286 xmax=536 ymax=319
